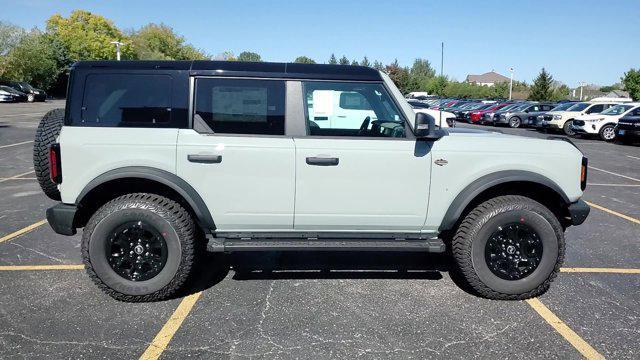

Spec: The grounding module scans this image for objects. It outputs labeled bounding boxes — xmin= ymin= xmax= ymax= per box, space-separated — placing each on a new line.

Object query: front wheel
xmin=82 ymin=193 xmax=200 ymax=302
xmin=451 ymin=195 xmax=565 ymax=300
xmin=599 ymin=124 xmax=616 ymax=142
xmin=508 ymin=117 xmax=521 ymax=128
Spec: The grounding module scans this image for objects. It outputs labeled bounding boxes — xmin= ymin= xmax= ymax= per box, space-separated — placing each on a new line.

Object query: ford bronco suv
xmin=35 ymin=61 xmax=590 ymax=302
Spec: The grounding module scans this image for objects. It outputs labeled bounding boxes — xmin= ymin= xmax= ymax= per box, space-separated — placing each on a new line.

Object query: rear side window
xmin=81 ymin=74 xmax=172 ymax=127
xmin=194 ymin=78 xmax=285 ymax=135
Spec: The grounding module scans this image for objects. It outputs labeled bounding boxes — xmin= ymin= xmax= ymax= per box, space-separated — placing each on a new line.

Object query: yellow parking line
xmin=0 ymin=264 xmax=84 ymax=271
xmin=0 ymin=170 xmax=36 ymax=184
xmin=585 ymin=201 xmax=640 ymax=225
xmin=140 ymin=291 xmax=203 ymax=360
xmin=0 ymin=219 xmax=47 ymax=244
xmin=526 ymin=298 xmax=604 ymax=360
xmin=561 ymin=267 xmax=640 ymax=274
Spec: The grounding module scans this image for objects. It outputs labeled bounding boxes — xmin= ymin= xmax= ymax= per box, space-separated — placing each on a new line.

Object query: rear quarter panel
xmin=57 ymin=127 xmax=178 ymax=204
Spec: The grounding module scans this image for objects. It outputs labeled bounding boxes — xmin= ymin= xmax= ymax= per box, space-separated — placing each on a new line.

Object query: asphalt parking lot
xmin=0 ymin=101 xmax=638 ymax=359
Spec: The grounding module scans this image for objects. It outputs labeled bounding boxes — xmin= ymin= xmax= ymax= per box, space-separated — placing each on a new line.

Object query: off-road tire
xmin=599 ymin=124 xmax=616 ymax=142
xmin=82 ymin=193 xmax=199 ymax=302
xmin=563 ymin=120 xmax=575 ymax=136
xmin=33 ymin=108 xmax=65 ymax=200
xmin=451 ymin=195 xmax=565 ymax=300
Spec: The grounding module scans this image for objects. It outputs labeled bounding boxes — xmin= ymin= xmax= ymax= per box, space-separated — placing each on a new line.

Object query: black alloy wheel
xmin=484 ymin=223 xmax=543 ymax=280
xmin=106 ymin=221 xmax=168 ymax=281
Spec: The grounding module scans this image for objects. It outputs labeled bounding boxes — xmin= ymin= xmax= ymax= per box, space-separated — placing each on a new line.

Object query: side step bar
xmin=207 ymin=236 xmax=445 ymax=253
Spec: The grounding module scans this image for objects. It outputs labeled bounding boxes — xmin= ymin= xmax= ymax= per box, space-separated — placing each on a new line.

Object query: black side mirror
xmin=414 ymin=112 xmax=438 ymax=139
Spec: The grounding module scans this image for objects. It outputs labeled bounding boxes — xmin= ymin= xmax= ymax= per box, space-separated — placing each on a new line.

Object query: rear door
xmin=176 ymin=77 xmax=295 ymax=231
xmin=294 ymin=80 xmax=431 ymax=232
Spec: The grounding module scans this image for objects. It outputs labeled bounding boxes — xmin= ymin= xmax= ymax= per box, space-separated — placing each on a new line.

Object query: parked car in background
xmin=0 ymin=81 xmax=47 ymax=102
xmin=571 ymin=103 xmax=640 ymax=141
xmin=482 ymin=103 xmax=523 ymax=125
xmin=532 ymin=102 xmax=575 ymax=128
xmin=454 ymin=102 xmax=486 ymax=121
xmin=407 ymin=99 xmax=453 ymax=127
xmin=0 ymin=85 xmax=28 ymax=102
xmin=503 ymin=103 xmax=556 ymax=128
xmin=470 ymin=102 xmax=511 ymax=124
xmin=540 ymin=101 xmax=619 ymax=135
xmin=614 ymin=107 xmax=640 ymax=144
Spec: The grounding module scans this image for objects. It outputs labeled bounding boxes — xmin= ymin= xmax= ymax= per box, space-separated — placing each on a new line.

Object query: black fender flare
xmin=76 ymin=166 xmax=215 ymax=230
xmin=438 ymin=170 xmax=570 ymax=231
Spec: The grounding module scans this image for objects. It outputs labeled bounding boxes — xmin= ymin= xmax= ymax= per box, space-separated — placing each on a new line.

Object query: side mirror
xmin=414 ymin=112 xmax=438 ymax=139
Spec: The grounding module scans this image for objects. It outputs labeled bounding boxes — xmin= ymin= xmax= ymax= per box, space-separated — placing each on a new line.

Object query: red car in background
xmin=469 ymin=103 xmax=512 ymax=124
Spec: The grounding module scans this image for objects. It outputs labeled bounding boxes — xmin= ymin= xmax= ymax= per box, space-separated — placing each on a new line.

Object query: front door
xmin=177 ymin=77 xmax=295 ymax=231
xmin=294 ymin=80 xmax=431 ymax=232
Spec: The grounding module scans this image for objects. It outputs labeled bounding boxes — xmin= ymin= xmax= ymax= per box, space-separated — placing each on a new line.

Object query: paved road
xmin=0 ymin=103 xmax=638 ymax=359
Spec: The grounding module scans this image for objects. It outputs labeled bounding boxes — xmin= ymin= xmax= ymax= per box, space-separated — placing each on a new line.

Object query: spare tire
xmin=33 ymin=108 xmax=65 ymax=201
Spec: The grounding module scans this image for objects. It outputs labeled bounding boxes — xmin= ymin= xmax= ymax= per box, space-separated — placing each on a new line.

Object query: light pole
xmin=110 ymin=41 xmax=125 ymax=61
xmin=579 ymin=81 xmax=586 ymax=101
xmin=508 ymin=67 xmax=514 ymax=100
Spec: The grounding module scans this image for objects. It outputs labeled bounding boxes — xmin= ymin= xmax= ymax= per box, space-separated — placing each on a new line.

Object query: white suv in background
xmin=571 ymin=103 xmax=640 ymax=141
xmin=541 ymin=101 xmax=620 ymax=135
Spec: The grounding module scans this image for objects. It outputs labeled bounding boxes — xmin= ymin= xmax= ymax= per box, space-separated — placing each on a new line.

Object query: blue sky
xmin=3 ymin=0 xmax=639 ymax=86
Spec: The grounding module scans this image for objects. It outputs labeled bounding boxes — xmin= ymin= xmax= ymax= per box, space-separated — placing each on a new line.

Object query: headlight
xmin=553 ymin=115 xmax=562 ymax=120
xmin=486 ymin=112 xmax=494 ymax=117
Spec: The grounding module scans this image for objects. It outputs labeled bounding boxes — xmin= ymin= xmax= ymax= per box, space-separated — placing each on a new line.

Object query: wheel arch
xmin=438 ymin=170 xmax=571 ymax=232
xmin=74 ymin=166 xmax=215 ymax=231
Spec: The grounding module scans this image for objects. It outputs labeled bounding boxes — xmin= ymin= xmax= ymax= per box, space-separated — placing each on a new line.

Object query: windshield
xmin=18 ymin=82 xmax=35 ymax=91
xmin=550 ymin=102 xmax=575 ymax=111
xmin=567 ymin=102 xmax=589 ymax=112
xmin=601 ymin=104 xmax=633 ymax=115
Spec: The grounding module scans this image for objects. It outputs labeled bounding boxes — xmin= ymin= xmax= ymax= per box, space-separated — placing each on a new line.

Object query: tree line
xmin=1 ymin=10 xmax=638 ymax=100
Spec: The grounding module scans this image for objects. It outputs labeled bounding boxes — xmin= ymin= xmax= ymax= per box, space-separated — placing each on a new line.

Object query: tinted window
xmin=339 ymin=92 xmax=371 ymax=110
xmin=586 ymin=104 xmax=604 ymax=114
xmin=194 ymin=78 xmax=285 ymax=135
xmin=82 ymin=74 xmax=172 ymax=127
xmin=303 ymin=81 xmax=405 ymax=138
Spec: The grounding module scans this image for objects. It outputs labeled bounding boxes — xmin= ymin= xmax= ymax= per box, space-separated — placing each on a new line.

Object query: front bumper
xmin=46 ymin=203 xmax=77 ymax=235
xmin=567 ymin=200 xmax=590 ymax=226
xmin=541 ymin=121 xmax=562 ymax=129
xmin=616 ymin=127 xmax=640 ymax=139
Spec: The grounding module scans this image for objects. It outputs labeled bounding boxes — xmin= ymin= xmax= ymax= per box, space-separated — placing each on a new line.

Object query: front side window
xmin=194 ymin=78 xmax=285 ymax=135
xmin=586 ymin=104 xmax=604 ymax=114
xmin=82 ymin=74 xmax=172 ymax=127
xmin=601 ymin=104 xmax=633 ymax=115
xmin=303 ymin=81 xmax=405 ymax=138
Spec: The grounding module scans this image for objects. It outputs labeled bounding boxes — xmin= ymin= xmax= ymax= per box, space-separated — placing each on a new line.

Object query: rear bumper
xmin=46 ymin=203 xmax=77 ymax=235
xmin=567 ymin=199 xmax=590 ymax=226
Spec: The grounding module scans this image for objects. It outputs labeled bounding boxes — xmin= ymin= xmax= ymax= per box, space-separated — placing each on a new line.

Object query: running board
xmin=206 ymin=236 xmax=445 ymax=253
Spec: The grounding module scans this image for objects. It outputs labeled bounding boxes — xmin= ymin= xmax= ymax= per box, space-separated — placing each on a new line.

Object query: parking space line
xmin=0 ymin=177 xmax=37 ymax=181
xmin=0 ymin=140 xmax=33 ymax=149
xmin=0 ymin=170 xmax=35 ymax=184
xmin=589 ymin=166 xmax=640 ymax=183
xmin=0 ymin=219 xmax=47 ymax=244
xmin=0 ymin=264 xmax=84 ymax=271
xmin=626 ymin=155 xmax=640 ymax=160
xmin=561 ymin=267 xmax=640 ymax=274
xmin=587 ymin=183 xmax=640 ymax=187
xmin=585 ymin=201 xmax=640 ymax=225
xmin=526 ymin=298 xmax=604 ymax=360
xmin=0 ymin=112 xmax=47 ymax=118
xmin=140 ymin=291 xmax=203 ymax=360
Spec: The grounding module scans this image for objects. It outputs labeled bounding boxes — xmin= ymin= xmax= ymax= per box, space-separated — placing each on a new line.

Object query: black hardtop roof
xmin=71 ymin=60 xmax=383 ymax=81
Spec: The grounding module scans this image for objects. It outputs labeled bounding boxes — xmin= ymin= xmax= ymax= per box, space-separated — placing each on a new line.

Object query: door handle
xmin=306 ymin=156 xmax=339 ymax=166
xmin=188 ymin=154 xmax=222 ymax=164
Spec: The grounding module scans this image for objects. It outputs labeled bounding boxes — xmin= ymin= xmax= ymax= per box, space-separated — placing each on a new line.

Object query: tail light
xmin=580 ymin=157 xmax=588 ymax=191
xmin=49 ymin=143 xmax=62 ymax=184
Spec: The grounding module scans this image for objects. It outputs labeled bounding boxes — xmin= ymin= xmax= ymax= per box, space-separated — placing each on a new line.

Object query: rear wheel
xmin=451 ymin=195 xmax=564 ymax=300
xmin=508 ymin=117 xmax=521 ymax=128
xmin=599 ymin=124 xmax=616 ymax=142
xmin=33 ymin=108 xmax=65 ymax=200
xmin=82 ymin=193 xmax=200 ymax=302
xmin=27 ymin=93 xmax=35 ymax=102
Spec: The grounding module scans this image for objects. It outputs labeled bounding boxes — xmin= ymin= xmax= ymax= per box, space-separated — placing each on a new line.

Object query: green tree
xmin=529 ymin=68 xmax=554 ymax=101
xmin=622 ymin=69 xmax=640 ymax=101
xmin=131 ymin=23 xmax=207 ymax=60
xmin=328 ymin=53 xmax=337 ymax=64
xmin=599 ymin=84 xmax=621 ymax=93
xmin=215 ymin=51 xmax=236 ymax=61
xmin=0 ymin=21 xmax=25 ymax=56
xmin=294 ymin=56 xmax=316 ymax=64
xmin=385 ymin=59 xmax=411 ymax=93
xmin=237 ymin=51 xmax=261 ymax=62
xmin=410 ymin=58 xmax=436 ymax=79
xmin=1 ymin=31 xmax=63 ymax=90
xmin=338 ymin=55 xmax=349 ymax=65
xmin=360 ymin=56 xmax=371 ymax=67
xmin=372 ymin=60 xmax=384 ymax=71
xmin=46 ymin=10 xmax=133 ymax=61
xmin=351 ymin=59 xmax=359 ymax=66
xmin=426 ymin=76 xmax=447 ymax=96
